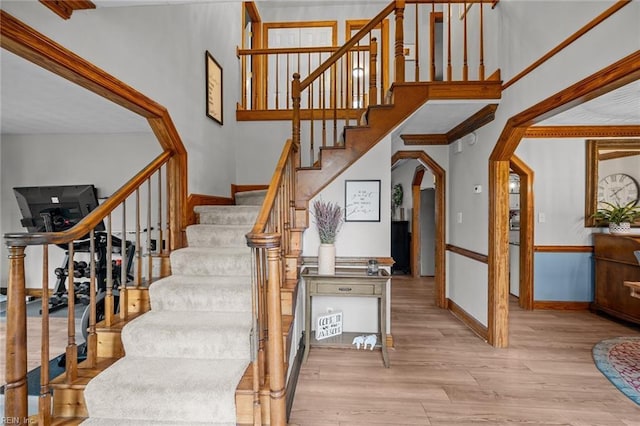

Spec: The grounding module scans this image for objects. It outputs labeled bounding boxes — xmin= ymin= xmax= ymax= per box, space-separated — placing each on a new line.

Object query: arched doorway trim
xmin=392 ymin=150 xmax=446 ymax=308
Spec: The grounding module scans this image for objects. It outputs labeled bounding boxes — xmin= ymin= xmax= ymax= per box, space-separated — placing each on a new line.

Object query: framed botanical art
xmin=345 ymin=179 xmax=381 ymax=222
xmin=205 ymin=50 xmax=223 ymax=125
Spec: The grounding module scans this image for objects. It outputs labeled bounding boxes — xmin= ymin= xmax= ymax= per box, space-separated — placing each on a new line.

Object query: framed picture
xmin=345 ymin=180 xmax=381 ymax=222
xmin=205 ymin=50 xmax=223 ymax=125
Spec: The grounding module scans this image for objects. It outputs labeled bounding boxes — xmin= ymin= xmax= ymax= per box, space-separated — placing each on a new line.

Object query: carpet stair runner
xmin=81 ymin=190 xmax=265 ymax=425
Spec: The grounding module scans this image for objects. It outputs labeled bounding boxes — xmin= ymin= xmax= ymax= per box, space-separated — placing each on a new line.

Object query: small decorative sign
xmin=345 ymin=180 xmax=381 ymax=222
xmin=315 ymin=311 xmax=343 ymax=340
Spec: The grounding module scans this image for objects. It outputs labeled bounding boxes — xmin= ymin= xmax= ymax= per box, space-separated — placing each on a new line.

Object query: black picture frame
xmin=345 ymin=180 xmax=381 ymax=222
xmin=205 ymin=50 xmax=223 ymax=125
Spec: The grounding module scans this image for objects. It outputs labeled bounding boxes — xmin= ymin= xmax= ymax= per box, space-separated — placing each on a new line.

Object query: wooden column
xmin=5 ymin=245 xmax=28 ymax=422
xmin=394 ymin=0 xmax=405 ymax=83
xmin=266 ymin=242 xmax=286 ymax=426
xmin=369 ymin=38 xmax=378 ymax=106
xmin=488 ymin=160 xmax=510 ymax=348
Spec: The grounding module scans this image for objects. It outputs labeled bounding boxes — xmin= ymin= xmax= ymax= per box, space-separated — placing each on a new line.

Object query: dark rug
xmin=592 ymin=336 xmax=640 ymax=405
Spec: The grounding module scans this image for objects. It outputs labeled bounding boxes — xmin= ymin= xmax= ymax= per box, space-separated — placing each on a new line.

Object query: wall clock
xmin=597 ymin=173 xmax=639 ymax=207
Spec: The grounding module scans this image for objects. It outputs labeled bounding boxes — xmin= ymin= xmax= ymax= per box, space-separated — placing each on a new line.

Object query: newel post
xmin=369 ymin=37 xmax=378 ymax=106
xmin=4 ymin=244 xmax=28 ymax=423
xmin=266 ymin=240 xmax=286 ymax=426
xmin=394 ymin=0 xmax=406 ymax=83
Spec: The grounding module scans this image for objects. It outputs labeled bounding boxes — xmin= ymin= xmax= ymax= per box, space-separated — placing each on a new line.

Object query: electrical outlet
xmin=474 ymin=185 xmax=482 ymax=193
xmin=538 ymin=213 xmax=546 ymax=223
xmin=457 ymin=212 xmax=463 ymax=223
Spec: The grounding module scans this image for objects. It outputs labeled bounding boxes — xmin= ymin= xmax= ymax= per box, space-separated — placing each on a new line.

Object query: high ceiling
xmin=1 ymin=1 xmax=638 ymax=136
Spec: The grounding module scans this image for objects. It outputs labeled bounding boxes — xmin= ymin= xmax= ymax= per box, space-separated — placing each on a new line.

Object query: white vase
xmin=609 ymin=222 xmax=630 ymax=234
xmin=318 ymin=243 xmax=336 ymax=275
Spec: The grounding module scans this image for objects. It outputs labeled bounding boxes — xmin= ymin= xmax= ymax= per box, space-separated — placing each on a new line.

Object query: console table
xmin=301 ymin=267 xmax=390 ymax=367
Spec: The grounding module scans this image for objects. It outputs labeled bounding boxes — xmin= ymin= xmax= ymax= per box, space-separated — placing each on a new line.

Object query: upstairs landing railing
xmin=2 ymin=11 xmax=188 ymax=424
xmin=239 ymin=0 xmax=499 ymax=168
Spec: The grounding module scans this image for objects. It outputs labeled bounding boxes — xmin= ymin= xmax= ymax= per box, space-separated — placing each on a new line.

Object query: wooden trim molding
xmin=534 ymin=245 xmax=594 ymax=253
xmin=447 ymin=104 xmax=498 ymax=142
xmin=488 ymin=51 xmax=640 ymax=349
xmin=391 ymin=151 xmax=446 ymax=308
xmin=401 ymin=104 xmax=498 ymax=146
xmin=187 ymin=193 xmax=233 ymax=225
xmin=447 ymin=298 xmax=488 ymax=341
xmin=600 ymin=150 xmax=640 ymax=161
xmin=502 ymin=0 xmax=631 ymax=90
xmin=524 ymin=125 xmax=640 ymax=139
xmin=301 ymin=256 xmax=395 ymax=267
xmin=446 ymin=244 xmax=488 ymax=264
xmin=509 ymin=155 xmax=534 ymax=311
xmin=411 ymin=166 xmax=426 ymax=277
xmin=533 ymin=301 xmax=590 ymax=310
xmin=401 ymin=134 xmax=448 ymax=145
xmin=39 ymin=0 xmax=95 ymax=20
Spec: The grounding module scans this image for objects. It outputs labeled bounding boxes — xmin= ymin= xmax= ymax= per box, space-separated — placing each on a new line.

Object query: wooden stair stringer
xmin=295 ymin=80 xmax=502 ymax=209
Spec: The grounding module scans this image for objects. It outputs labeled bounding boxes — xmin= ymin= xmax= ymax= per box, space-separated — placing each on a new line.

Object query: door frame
xmin=392 ymin=151 xmax=446 ymax=308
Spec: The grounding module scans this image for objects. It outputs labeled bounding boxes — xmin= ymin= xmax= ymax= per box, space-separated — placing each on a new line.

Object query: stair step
xmin=234 ymin=189 xmax=267 ymax=206
xmin=170 ymin=246 xmax=251 ymax=276
xmin=84 ymin=357 xmax=249 ymax=424
xmin=149 ymin=274 xmax=251 ymax=312
xmin=121 ymin=311 xmax=252 ymax=360
xmin=49 ymin=357 xmax=119 ymax=419
xmin=186 ymin=224 xmax=252 ymax=247
xmin=281 ymin=279 xmax=299 ymax=316
xmin=94 ymin=311 xmax=145 ymax=359
xmin=194 ymin=205 xmax=260 ymax=225
xmin=81 ymin=419 xmax=224 ymax=425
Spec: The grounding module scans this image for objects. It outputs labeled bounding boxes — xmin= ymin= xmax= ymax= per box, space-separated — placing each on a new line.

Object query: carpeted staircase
xmin=81 ymin=191 xmax=265 ymax=425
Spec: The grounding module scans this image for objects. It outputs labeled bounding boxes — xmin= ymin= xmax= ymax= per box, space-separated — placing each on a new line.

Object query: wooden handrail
xmin=4 ymin=151 xmax=171 ymax=247
xmin=300 ymin=2 xmax=396 ymax=90
xmin=246 ymin=139 xmax=298 ymax=241
xmin=237 ymin=45 xmax=369 ymax=56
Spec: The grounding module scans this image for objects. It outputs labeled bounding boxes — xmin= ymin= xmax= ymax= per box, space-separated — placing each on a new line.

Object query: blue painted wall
xmin=534 ymin=252 xmax=594 ymax=301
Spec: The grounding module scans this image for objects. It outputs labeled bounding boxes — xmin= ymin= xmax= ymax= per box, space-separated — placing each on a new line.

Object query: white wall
xmin=1 ymin=133 xmax=159 ymax=287
xmin=303 ymin=136 xmax=391 ymax=334
xmin=446 ymin=1 xmax=639 ymax=325
xmin=1 ymin=1 xmax=243 ymax=197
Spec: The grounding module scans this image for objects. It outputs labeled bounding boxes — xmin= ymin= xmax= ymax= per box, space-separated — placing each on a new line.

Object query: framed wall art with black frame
xmin=345 ymin=179 xmax=381 ymax=222
xmin=205 ymin=50 xmax=223 ymax=125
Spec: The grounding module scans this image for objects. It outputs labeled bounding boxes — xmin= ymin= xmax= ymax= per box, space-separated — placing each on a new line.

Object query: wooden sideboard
xmin=592 ymin=234 xmax=640 ymax=325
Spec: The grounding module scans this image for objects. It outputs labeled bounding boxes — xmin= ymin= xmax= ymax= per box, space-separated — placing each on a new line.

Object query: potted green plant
xmin=392 ymin=183 xmax=403 ymax=219
xmin=592 ymin=200 xmax=640 ymax=234
xmin=312 ymin=199 xmax=343 ymax=274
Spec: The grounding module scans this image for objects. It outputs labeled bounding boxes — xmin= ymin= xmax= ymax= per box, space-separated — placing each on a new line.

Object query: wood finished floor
xmin=289 ymin=276 xmax=640 ymax=426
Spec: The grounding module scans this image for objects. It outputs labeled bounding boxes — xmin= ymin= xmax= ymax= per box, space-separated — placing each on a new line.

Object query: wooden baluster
xmin=147 ymin=178 xmax=153 ymax=284
xmin=265 ymin=54 xmax=270 ymax=109
xmin=322 ymin=68 xmax=327 ymax=148
xmin=66 ymin=241 xmax=78 ymax=383
xmin=105 ymin=220 xmax=113 ymax=329
xmin=241 ymin=50 xmax=247 ymax=109
xmin=88 ymin=229 xmax=98 ymax=366
xmin=430 ymin=3 xmax=436 ymax=81
xmin=266 ymin=243 xmax=286 ymax=426
xmin=332 ymin=61 xmax=338 ymax=146
xmin=394 ymin=0 xmax=406 ymax=83
xmin=447 ymin=4 xmax=452 ymax=81
xmin=120 ymin=200 xmax=129 ymax=321
xmin=39 ymin=244 xmax=51 ymax=425
xmin=370 ymin=37 xmax=378 ymax=106
xmin=415 ymin=3 xmax=420 ymax=82
xmin=307 ymin=54 xmax=312 ymax=110
xmin=292 ymin=73 xmax=301 ymax=168
xmin=135 ymin=188 xmax=142 ymax=287
xmin=344 ymin=57 xmax=350 ymax=126
xmin=356 ymin=44 xmax=362 ymax=108
xmin=286 ymin=55 xmax=290 ymax=109
xmin=164 ymin=163 xmax=172 ymax=264
xmin=310 ymin=81 xmax=315 ymax=166
xmin=157 ymin=167 xmax=166 ymax=277
xmin=463 ymin=1 xmax=469 ymax=81
xmin=479 ymin=2 xmax=485 ymax=80
xmin=275 ymin=53 xmax=280 ymax=109
xmin=5 ymin=245 xmax=28 ymax=422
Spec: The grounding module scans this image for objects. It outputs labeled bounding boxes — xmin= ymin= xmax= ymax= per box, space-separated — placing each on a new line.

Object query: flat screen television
xmin=14 ymin=184 xmax=104 ymax=234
